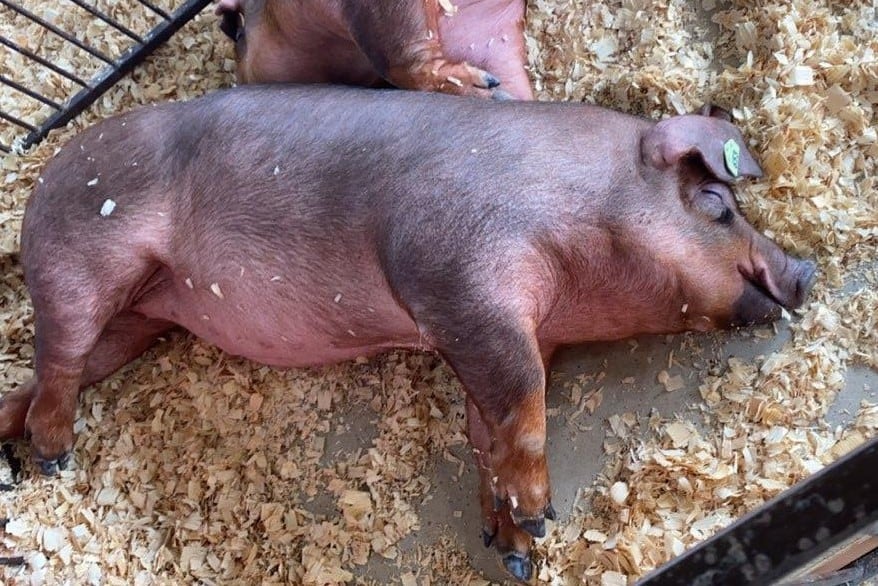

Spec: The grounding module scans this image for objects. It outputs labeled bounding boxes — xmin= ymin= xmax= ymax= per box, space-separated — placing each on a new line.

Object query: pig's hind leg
xmin=341 ymin=1 xmax=503 ymax=98
xmin=2 ymin=256 xmax=174 ymax=474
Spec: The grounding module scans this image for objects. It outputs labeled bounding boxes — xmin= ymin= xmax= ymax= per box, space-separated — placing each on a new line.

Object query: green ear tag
xmin=724 ymin=139 xmax=740 ymax=177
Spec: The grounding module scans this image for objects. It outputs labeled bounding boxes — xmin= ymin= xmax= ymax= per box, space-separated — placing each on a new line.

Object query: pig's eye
xmin=717 ymin=206 xmax=734 ymax=225
xmin=698 ymin=186 xmax=734 ymax=225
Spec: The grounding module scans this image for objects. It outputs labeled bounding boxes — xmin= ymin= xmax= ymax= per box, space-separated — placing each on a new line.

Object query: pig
xmin=0 ymin=86 xmax=815 ymax=581
xmin=214 ymin=0 xmax=532 ymax=100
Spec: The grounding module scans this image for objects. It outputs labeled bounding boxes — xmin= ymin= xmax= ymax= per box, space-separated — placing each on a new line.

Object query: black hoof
xmin=1 ymin=443 xmax=22 ymax=482
xmin=516 ymin=515 xmax=546 ymax=539
xmin=482 ymin=528 xmax=495 ymax=548
xmin=36 ymin=452 xmax=70 ymax=476
xmin=493 ymin=495 xmax=504 ymax=512
xmin=483 ymin=72 xmax=501 ymax=88
xmin=491 ymin=89 xmax=516 ymax=101
xmin=503 ymin=551 xmax=533 ymax=582
xmin=545 ymin=502 xmax=557 ymax=521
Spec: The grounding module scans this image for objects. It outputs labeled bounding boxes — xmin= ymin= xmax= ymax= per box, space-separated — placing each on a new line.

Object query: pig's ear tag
xmin=723 ymin=139 xmax=740 ymax=177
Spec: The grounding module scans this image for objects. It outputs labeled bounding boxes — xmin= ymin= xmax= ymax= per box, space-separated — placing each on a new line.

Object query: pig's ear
xmin=697 ymin=103 xmax=732 ymax=122
xmin=641 ymin=115 xmax=763 ymax=182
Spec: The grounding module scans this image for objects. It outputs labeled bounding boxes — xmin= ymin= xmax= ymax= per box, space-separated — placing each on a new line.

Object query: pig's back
xmin=162 ymin=85 xmax=646 ymax=252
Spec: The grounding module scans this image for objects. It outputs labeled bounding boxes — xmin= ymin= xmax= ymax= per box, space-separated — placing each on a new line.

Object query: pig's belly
xmin=133 ymin=272 xmax=423 ymax=368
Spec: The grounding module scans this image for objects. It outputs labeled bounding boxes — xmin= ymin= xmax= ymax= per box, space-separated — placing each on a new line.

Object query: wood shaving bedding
xmin=1 ymin=0 xmax=877 ymax=584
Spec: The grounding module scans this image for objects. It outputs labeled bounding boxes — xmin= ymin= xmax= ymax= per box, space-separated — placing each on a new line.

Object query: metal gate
xmin=0 ymin=0 xmax=212 ymax=154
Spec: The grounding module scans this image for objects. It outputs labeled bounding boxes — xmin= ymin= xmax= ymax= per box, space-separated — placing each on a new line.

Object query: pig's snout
xmin=731 ymin=254 xmax=816 ymax=327
xmin=790 ymin=259 xmax=817 ymax=308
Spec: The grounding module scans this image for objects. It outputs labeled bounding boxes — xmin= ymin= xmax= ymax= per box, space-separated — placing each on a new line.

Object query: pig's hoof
xmin=493 ymin=494 xmax=504 ymax=511
xmin=482 ymin=527 xmax=495 ymax=548
xmin=513 ymin=514 xmax=546 ymax=539
xmin=491 ymin=89 xmax=516 ymax=101
xmin=483 ymin=72 xmax=501 ymax=89
xmin=1 ymin=443 xmax=22 ymax=485
xmin=502 ymin=551 xmax=533 ymax=583
xmin=545 ymin=501 xmax=557 ymax=521
xmin=36 ymin=452 xmax=70 ymax=476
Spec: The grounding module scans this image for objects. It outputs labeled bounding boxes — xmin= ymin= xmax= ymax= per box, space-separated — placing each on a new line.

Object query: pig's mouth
xmin=731 ymin=258 xmax=817 ymax=327
xmin=729 ymin=272 xmax=784 ymax=327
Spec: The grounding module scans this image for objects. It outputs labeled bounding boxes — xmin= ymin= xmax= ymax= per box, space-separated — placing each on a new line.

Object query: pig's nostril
xmin=738 ymin=263 xmax=785 ymax=308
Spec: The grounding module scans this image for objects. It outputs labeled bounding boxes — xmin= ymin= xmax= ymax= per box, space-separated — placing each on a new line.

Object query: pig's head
xmin=607 ymin=106 xmax=816 ymax=333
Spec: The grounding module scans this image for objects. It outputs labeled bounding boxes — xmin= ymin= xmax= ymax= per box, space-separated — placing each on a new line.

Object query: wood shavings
xmin=657 ymin=370 xmax=685 ymax=392
xmin=1 ymin=1 xmax=877 ymax=585
xmin=788 ymin=65 xmax=815 ymax=87
xmin=438 ymin=0 xmax=456 ymax=16
xmin=609 ymin=482 xmax=628 ymax=506
xmin=601 ymin=571 xmax=627 ymax=586
xmin=99 ymin=199 xmax=115 ymax=217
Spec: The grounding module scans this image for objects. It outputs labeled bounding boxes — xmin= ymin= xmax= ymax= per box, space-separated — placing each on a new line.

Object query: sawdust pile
xmin=1 ymin=0 xmax=877 ymax=585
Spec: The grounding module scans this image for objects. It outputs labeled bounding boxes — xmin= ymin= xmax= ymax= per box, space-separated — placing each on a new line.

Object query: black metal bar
xmin=0 ymin=75 xmax=62 ymax=110
xmin=0 ymin=109 xmax=37 ymax=132
xmin=0 ymin=0 xmax=115 ymax=65
xmin=20 ymin=0 xmax=213 ymax=150
xmin=0 ymin=36 xmax=90 ymax=88
xmin=137 ymin=0 xmax=172 ymax=20
xmin=66 ymin=0 xmax=145 ymax=44
xmin=637 ymin=437 xmax=878 ymax=586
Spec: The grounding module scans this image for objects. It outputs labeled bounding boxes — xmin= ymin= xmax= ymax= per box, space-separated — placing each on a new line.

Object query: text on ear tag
xmin=724 ymin=139 xmax=740 ymax=177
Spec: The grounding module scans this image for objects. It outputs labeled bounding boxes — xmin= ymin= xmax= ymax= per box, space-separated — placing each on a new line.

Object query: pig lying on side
xmin=0 ymin=87 xmax=814 ymax=581
xmin=214 ymin=0 xmax=532 ymax=99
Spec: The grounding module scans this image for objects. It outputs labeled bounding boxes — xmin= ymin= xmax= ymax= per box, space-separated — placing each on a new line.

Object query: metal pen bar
xmin=0 ymin=36 xmax=90 ymax=88
xmin=20 ymin=0 xmax=213 ymax=150
xmin=0 ymin=109 xmax=38 ymax=132
xmin=136 ymin=0 xmax=172 ymax=20
xmin=0 ymin=0 xmax=115 ymax=65
xmin=0 ymin=75 xmax=62 ymax=110
xmin=66 ymin=0 xmax=145 ymax=44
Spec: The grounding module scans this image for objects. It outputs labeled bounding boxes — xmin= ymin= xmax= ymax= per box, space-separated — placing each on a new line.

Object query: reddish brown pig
xmin=214 ymin=0 xmax=532 ymax=99
xmin=0 ymin=87 xmax=814 ymax=581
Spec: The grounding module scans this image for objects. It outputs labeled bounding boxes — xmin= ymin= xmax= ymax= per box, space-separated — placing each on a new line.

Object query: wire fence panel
xmin=0 ymin=0 xmax=212 ymax=154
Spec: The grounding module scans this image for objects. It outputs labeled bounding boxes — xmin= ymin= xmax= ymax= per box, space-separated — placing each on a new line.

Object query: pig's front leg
xmin=340 ymin=0 xmax=504 ymax=98
xmin=466 ymin=398 xmax=542 ymax=582
xmin=441 ymin=314 xmax=553 ymax=580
